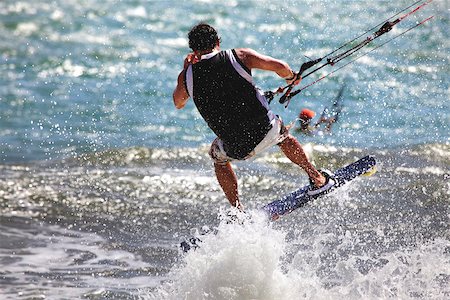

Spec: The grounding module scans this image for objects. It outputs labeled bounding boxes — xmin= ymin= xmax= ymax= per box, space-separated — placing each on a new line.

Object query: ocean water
xmin=0 ymin=0 xmax=449 ymax=299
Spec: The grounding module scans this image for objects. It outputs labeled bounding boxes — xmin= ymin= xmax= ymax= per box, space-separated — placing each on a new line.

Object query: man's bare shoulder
xmin=234 ymin=48 xmax=259 ymax=59
xmin=234 ymin=48 xmax=267 ymax=69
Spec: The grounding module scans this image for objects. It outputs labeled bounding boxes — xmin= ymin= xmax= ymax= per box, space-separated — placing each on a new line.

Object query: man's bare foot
xmin=312 ymin=173 xmax=326 ymax=188
xmin=235 ymin=200 xmax=243 ymax=211
xmin=307 ymin=170 xmax=336 ymax=196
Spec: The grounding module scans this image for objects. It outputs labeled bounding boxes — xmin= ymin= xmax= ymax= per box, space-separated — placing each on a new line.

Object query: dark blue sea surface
xmin=0 ymin=0 xmax=448 ymax=299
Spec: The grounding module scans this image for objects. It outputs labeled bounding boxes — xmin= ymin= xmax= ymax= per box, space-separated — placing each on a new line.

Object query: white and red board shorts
xmin=209 ymin=115 xmax=289 ymax=165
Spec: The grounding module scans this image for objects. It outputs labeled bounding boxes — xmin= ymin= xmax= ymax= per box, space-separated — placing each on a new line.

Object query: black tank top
xmin=185 ymin=49 xmax=272 ymax=159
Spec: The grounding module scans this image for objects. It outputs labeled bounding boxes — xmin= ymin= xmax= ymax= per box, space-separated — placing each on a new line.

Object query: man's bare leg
xmin=278 ymin=135 xmax=326 ymax=187
xmin=214 ymin=161 xmax=242 ymax=209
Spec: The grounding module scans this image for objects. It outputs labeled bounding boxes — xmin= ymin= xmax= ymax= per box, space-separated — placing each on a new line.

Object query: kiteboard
xmin=262 ymin=155 xmax=376 ymax=220
xmin=180 ymin=155 xmax=376 ymax=252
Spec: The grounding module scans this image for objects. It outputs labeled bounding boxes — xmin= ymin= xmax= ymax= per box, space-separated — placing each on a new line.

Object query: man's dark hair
xmin=188 ymin=23 xmax=219 ymax=51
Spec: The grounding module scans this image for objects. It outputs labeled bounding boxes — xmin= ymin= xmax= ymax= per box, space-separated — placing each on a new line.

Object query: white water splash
xmin=150 ymin=208 xmax=449 ymax=300
xmin=152 ymin=210 xmax=299 ymax=300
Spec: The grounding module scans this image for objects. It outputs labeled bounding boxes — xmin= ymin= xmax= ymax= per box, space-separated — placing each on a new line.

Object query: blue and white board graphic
xmin=262 ymin=155 xmax=376 ymax=219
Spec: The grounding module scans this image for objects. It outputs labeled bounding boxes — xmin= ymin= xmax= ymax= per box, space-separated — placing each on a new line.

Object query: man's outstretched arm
xmin=235 ymin=48 xmax=300 ymax=84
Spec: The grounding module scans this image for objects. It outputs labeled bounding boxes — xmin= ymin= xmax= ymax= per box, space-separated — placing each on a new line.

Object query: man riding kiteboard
xmin=173 ymin=23 xmax=335 ymax=210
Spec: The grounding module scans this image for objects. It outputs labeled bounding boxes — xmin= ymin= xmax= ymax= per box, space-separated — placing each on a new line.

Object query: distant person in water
xmin=296 ymin=85 xmax=345 ymax=136
xmin=296 ymin=108 xmax=337 ymax=136
xmin=172 ymin=23 xmax=335 ymax=210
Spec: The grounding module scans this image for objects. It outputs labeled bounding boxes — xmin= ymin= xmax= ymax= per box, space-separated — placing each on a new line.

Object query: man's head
xmin=188 ymin=23 xmax=220 ymax=52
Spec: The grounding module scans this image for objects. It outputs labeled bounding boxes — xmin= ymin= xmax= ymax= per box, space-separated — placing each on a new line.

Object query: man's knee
xmin=209 ymin=138 xmax=231 ymax=165
xmin=278 ymin=133 xmax=295 ymax=146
